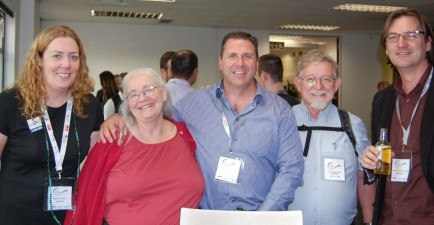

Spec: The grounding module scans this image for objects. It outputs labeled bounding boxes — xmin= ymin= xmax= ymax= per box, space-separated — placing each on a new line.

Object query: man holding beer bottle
xmin=360 ymin=8 xmax=434 ymax=225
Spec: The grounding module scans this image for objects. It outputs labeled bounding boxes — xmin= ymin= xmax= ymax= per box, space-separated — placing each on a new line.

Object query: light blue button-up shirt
xmin=173 ymin=80 xmax=304 ymax=211
xmin=288 ymin=101 xmax=370 ymax=225
xmin=166 ymin=78 xmax=195 ymax=105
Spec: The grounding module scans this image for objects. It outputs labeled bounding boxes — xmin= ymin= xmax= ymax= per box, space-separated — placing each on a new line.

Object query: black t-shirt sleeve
xmin=0 ymin=89 xmax=18 ymax=136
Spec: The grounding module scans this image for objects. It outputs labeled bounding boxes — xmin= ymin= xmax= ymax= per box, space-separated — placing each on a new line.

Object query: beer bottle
xmin=374 ymin=128 xmax=392 ymax=175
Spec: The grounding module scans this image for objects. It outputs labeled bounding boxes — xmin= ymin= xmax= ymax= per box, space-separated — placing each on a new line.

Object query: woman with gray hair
xmin=64 ymin=68 xmax=205 ymax=225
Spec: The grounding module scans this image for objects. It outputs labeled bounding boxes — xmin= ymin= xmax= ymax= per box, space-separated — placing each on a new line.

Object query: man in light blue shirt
xmin=287 ymin=49 xmax=375 ymax=224
xmin=99 ymin=31 xmax=304 ymax=211
xmin=166 ymin=50 xmax=198 ymax=105
xmin=173 ymin=31 xmax=304 ymax=211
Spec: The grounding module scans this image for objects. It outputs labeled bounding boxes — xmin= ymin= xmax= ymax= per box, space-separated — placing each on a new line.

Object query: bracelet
xmin=364 ymin=223 xmax=372 ymax=225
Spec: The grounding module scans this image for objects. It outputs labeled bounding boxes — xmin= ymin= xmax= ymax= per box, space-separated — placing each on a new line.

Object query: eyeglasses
xmin=385 ymin=30 xmax=425 ymax=42
xmin=127 ymin=85 xmax=160 ymax=102
xmin=300 ymin=76 xmax=335 ymax=86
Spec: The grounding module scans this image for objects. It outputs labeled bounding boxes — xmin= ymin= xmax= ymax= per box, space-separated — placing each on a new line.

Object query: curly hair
xmin=13 ymin=25 xmax=94 ymax=119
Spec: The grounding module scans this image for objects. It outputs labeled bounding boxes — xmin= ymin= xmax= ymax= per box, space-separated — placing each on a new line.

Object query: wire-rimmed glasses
xmin=385 ymin=30 xmax=425 ymax=42
xmin=300 ymin=76 xmax=335 ymax=86
xmin=127 ymin=85 xmax=160 ymax=102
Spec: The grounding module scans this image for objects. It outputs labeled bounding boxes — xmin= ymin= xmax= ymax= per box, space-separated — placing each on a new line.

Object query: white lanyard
xmin=42 ymin=93 xmax=73 ymax=173
xmin=222 ymin=112 xmax=230 ymax=138
xmin=395 ymin=70 xmax=432 ymax=146
xmin=221 ymin=111 xmax=247 ymax=153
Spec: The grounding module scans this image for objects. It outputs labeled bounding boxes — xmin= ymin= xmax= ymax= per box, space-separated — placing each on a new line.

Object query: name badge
xmin=391 ymin=158 xmax=411 ymax=182
xmin=215 ymin=156 xmax=241 ymax=184
xmin=44 ymin=177 xmax=75 ymax=211
xmin=47 ymin=186 xmax=73 ymax=210
xmin=324 ymin=158 xmax=345 ymax=181
xmin=27 ymin=117 xmax=43 ymax=133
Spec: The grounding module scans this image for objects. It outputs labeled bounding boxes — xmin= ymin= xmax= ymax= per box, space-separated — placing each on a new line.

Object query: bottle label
xmin=376 ymin=146 xmax=383 ymax=160
xmin=374 ymin=145 xmax=392 ymax=175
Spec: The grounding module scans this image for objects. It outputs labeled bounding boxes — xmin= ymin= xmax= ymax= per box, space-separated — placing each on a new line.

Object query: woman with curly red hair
xmin=0 ymin=25 xmax=103 ymax=225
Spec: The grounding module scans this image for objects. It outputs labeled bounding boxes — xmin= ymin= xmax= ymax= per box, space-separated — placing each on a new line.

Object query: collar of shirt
xmin=394 ymin=64 xmax=433 ymax=98
xmin=299 ymin=100 xmax=334 ymax=124
xmin=275 ymin=89 xmax=288 ymax=95
xmin=167 ymin=78 xmax=191 ymax=86
xmin=118 ymin=91 xmax=124 ymax=99
xmin=214 ymin=79 xmax=265 ymax=113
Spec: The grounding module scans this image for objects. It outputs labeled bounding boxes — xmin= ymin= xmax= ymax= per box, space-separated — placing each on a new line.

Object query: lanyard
xmin=395 ymin=70 xmax=432 ymax=146
xmin=221 ymin=112 xmax=247 ymax=153
xmin=217 ymin=93 xmax=249 ymax=154
xmin=42 ymin=93 xmax=73 ymax=173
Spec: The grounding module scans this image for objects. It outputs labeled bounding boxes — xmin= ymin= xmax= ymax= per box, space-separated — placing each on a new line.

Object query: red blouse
xmin=63 ymin=120 xmax=204 ymax=225
xmin=104 ymin=133 xmax=204 ymax=225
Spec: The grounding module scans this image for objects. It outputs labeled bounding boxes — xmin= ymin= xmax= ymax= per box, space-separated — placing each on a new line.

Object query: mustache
xmin=310 ymin=90 xmax=327 ymax=95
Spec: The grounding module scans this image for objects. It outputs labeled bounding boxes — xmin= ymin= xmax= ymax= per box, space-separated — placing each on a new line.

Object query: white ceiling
xmin=39 ymin=0 xmax=434 ymax=34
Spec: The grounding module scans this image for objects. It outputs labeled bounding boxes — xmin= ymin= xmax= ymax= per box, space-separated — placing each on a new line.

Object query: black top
xmin=276 ymin=90 xmax=299 ymax=107
xmin=0 ymin=88 xmax=104 ymax=225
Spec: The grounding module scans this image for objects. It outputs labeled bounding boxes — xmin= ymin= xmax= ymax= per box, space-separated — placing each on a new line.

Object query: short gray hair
xmin=296 ymin=49 xmax=339 ymax=78
xmin=119 ymin=67 xmax=172 ymax=131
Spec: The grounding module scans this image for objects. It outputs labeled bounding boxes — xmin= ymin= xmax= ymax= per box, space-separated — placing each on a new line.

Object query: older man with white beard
xmin=287 ymin=49 xmax=375 ymax=225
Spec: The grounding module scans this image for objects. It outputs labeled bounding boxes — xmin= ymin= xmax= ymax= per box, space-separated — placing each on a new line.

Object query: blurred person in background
xmin=160 ymin=51 xmax=175 ymax=83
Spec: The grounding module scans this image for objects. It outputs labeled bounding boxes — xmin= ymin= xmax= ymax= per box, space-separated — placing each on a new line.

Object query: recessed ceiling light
xmin=269 ymin=35 xmax=303 ymax=40
xmin=91 ymin=10 xmax=163 ymax=19
xmin=277 ymin=24 xmax=340 ymax=31
xmin=331 ymin=4 xmax=407 ymax=13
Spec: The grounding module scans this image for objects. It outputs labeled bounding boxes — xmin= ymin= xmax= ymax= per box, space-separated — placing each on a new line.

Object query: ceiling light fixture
xmin=331 ymin=4 xmax=407 ymax=13
xmin=91 ymin=10 xmax=163 ymax=19
xmin=137 ymin=0 xmax=176 ymax=2
xmin=269 ymin=35 xmax=303 ymax=40
xmin=277 ymin=24 xmax=340 ymax=31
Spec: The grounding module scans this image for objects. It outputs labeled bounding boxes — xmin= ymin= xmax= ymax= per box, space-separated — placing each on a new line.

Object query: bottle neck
xmin=379 ymin=129 xmax=388 ymax=142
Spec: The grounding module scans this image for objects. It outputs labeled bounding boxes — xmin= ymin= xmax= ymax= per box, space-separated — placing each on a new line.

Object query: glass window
xmin=0 ymin=10 xmax=4 ymax=91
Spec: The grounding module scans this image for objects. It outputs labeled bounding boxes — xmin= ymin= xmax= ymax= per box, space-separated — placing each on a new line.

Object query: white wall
xmin=340 ymin=34 xmax=384 ymax=138
xmin=40 ymin=21 xmax=383 ymax=140
xmin=41 ymin=21 xmax=273 ymax=90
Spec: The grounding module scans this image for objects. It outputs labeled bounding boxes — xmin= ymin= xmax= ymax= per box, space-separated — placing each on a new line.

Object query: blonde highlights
xmin=14 ymin=25 xmax=94 ymax=119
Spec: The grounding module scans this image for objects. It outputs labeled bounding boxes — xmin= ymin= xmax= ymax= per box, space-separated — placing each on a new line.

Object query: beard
xmin=309 ymin=101 xmax=330 ymax=111
xmin=307 ymin=90 xmax=331 ymax=111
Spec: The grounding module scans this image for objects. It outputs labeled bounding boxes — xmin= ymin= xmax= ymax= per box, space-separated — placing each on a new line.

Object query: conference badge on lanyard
xmin=215 ymin=152 xmax=243 ymax=184
xmin=43 ymin=177 xmax=76 ymax=211
xmin=391 ymin=146 xmax=412 ymax=182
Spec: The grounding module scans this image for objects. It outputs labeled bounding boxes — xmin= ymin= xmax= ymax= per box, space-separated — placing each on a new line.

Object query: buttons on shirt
xmin=393 ymin=200 xmax=399 ymax=205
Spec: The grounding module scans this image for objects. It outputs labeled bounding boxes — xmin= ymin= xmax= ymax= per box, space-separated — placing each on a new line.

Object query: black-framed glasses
xmin=300 ymin=76 xmax=335 ymax=86
xmin=127 ymin=85 xmax=160 ymax=102
xmin=385 ymin=30 xmax=425 ymax=42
